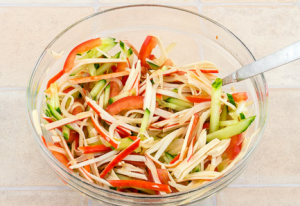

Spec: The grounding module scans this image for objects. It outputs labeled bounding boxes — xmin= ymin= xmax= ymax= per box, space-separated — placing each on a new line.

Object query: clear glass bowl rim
xmin=27 ymin=4 xmax=268 ymax=201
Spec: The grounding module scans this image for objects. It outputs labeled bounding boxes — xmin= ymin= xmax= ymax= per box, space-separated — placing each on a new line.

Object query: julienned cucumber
xmin=96 ymin=52 xmax=121 ymax=76
xmin=47 ymin=103 xmax=73 ymax=130
xmin=227 ymin=93 xmax=237 ymax=107
xmin=165 ymin=98 xmax=193 ymax=108
xmin=62 ymin=126 xmax=70 ymax=140
xmin=146 ymin=60 xmax=159 ymax=70
xmin=157 ymin=99 xmax=187 ymax=111
xmin=140 ymin=108 xmax=150 ymax=134
xmin=90 ymin=79 xmax=106 ymax=99
xmin=206 ymin=116 xmax=256 ymax=142
xmin=103 ymin=84 xmax=110 ymax=109
xmin=115 ymin=137 xmax=133 ymax=150
xmin=164 ymin=152 xmax=175 ymax=164
xmin=209 ymin=78 xmax=222 ymax=133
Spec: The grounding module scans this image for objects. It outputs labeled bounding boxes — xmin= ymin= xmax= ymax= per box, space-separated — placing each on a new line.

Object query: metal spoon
xmin=222 ymin=41 xmax=300 ymax=85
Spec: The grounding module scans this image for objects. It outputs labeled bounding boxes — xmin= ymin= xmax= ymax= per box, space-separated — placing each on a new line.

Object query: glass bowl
xmin=27 ymin=4 xmax=268 ymax=206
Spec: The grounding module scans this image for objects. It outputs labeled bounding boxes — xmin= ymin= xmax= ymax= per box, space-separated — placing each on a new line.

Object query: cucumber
xmin=90 ymin=79 xmax=106 ymax=99
xmin=191 ymin=164 xmax=201 ymax=173
xmin=115 ymin=137 xmax=134 ymax=150
xmin=206 ymin=116 xmax=256 ymax=142
xmin=109 ymin=89 xmax=135 ymax=104
xmin=96 ymin=51 xmax=121 ymax=75
xmin=227 ymin=93 xmax=237 ymax=107
xmin=240 ymin=113 xmax=246 ymax=120
xmin=70 ymin=65 xmax=87 ymax=76
xmin=47 ymin=103 xmax=73 ymax=130
xmin=157 ymin=99 xmax=188 ymax=111
xmin=172 ymin=88 xmax=178 ymax=93
xmin=146 ymin=60 xmax=159 ymax=70
xmin=220 ymin=105 xmax=228 ymax=121
xmin=217 ymin=159 xmax=231 ymax=172
xmin=120 ymin=41 xmax=133 ymax=57
xmin=163 ymin=152 xmax=175 ymax=164
xmin=62 ymin=126 xmax=70 ymax=140
xmin=88 ymin=64 xmax=96 ymax=76
xmin=165 ymin=97 xmax=193 ymax=108
xmin=219 ymin=120 xmax=238 ymax=127
xmin=140 ymin=108 xmax=151 ymax=135
xmin=209 ymin=78 xmax=223 ymax=133
xmin=161 ymin=65 xmax=168 ymax=72
xmin=103 ymin=84 xmax=110 ymax=109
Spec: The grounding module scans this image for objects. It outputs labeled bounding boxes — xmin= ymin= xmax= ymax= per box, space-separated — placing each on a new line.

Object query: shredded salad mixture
xmin=40 ymin=35 xmax=256 ymax=195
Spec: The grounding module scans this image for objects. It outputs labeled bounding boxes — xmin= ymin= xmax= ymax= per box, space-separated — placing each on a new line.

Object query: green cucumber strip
xmin=62 ymin=126 xmax=70 ymax=140
xmin=165 ymin=97 xmax=193 ymax=108
xmin=191 ymin=164 xmax=201 ymax=173
xmin=88 ymin=64 xmax=96 ymax=76
xmin=80 ymin=38 xmax=117 ymax=59
xmin=120 ymin=41 xmax=133 ymax=57
xmin=220 ymin=106 xmax=228 ymax=121
xmin=240 ymin=113 xmax=246 ymax=120
xmin=219 ymin=120 xmax=239 ymax=127
xmin=209 ymin=78 xmax=223 ymax=133
xmin=103 ymin=84 xmax=111 ymax=109
xmin=157 ymin=99 xmax=188 ymax=111
xmin=206 ymin=116 xmax=256 ymax=142
xmin=48 ymin=83 xmax=60 ymax=111
xmin=161 ymin=65 xmax=168 ymax=71
xmin=217 ymin=159 xmax=231 ymax=172
xmin=140 ymin=108 xmax=151 ymax=135
xmin=163 ymin=152 xmax=175 ymax=164
xmin=70 ymin=65 xmax=87 ymax=76
xmin=95 ymin=51 xmax=121 ymax=76
xmin=115 ymin=137 xmax=134 ymax=150
xmin=127 ymin=48 xmax=133 ymax=56
xmin=146 ymin=60 xmax=159 ymax=70
xmin=47 ymin=103 xmax=73 ymax=130
xmin=227 ymin=93 xmax=237 ymax=107
xmin=94 ymin=63 xmax=100 ymax=70
xmin=172 ymin=88 xmax=178 ymax=93
xmin=119 ymin=40 xmax=125 ymax=51
xmin=109 ymin=89 xmax=133 ymax=104
xmin=90 ymin=79 xmax=106 ymax=99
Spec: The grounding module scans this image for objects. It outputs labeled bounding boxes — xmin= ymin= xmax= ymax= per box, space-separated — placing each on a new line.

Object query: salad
xmin=40 ymin=35 xmax=255 ymax=195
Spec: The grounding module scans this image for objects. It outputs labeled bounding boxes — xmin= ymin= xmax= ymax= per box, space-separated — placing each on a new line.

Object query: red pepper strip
xmin=110 ymin=81 xmax=121 ymax=98
xmin=100 ymin=139 xmax=140 ymax=178
xmin=46 ymin=38 xmax=102 ymax=88
xmin=149 ymin=54 xmax=156 ymax=60
xmin=203 ymin=122 xmax=210 ymax=129
xmin=84 ymin=165 xmax=91 ymax=173
xmin=186 ymin=114 xmax=199 ymax=146
xmin=124 ymin=160 xmax=146 ymax=168
xmin=67 ymin=130 xmax=79 ymax=144
xmin=108 ymin=180 xmax=171 ymax=193
xmin=232 ymin=92 xmax=248 ymax=102
xmin=111 ymin=65 xmax=117 ymax=73
xmin=105 ymin=96 xmax=144 ymax=116
xmin=169 ymin=154 xmax=180 ymax=164
xmin=224 ymin=134 xmax=244 ymax=160
xmin=138 ymin=35 xmax=158 ymax=74
xmin=186 ymin=95 xmax=211 ymax=103
xmin=64 ymin=38 xmax=102 ymax=73
xmin=78 ymin=145 xmax=112 ymax=154
xmin=47 ymin=142 xmax=69 ymax=168
xmin=116 ymin=128 xmax=129 ymax=138
xmin=41 ymin=135 xmax=47 ymax=148
xmin=156 ymin=94 xmax=163 ymax=100
xmin=46 ymin=70 xmax=64 ymax=89
xmin=63 ymin=87 xmax=75 ymax=93
xmin=157 ymin=169 xmax=170 ymax=185
xmin=90 ymin=116 xmax=119 ymax=149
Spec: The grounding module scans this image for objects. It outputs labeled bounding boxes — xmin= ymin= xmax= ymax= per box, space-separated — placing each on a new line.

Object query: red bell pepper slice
xmin=138 ymin=35 xmax=158 ymax=73
xmin=110 ymin=81 xmax=121 ymax=98
xmin=108 ymin=180 xmax=171 ymax=193
xmin=78 ymin=145 xmax=112 ymax=154
xmin=47 ymin=142 xmax=69 ymax=167
xmin=67 ymin=130 xmax=79 ymax=144
xmin=100 ymin=139 xmax=140 ymax=178
xmin=105 ymin=96 xmax=144 ymax=115
xmin=63 ymin=87 xmax=74 ymax=93
xmin=200 ymin=69 xmax=219 ymax=73
xmin=203 ymin=122 xmax=210 ymax=129
xmin=157 ymin=169 xmax=170 ymax=185
xmin=47 ymin=38 xmax=102 ymax=88
xmin=169 ymin=153 xmax=180 ymax=164
xmin=186 ymin=95 xmax=211 ymax=103
xmin=224 ymin=134 xmax=244 ymax=160
xmin=232 ymin=92 xmax=248 ymax=102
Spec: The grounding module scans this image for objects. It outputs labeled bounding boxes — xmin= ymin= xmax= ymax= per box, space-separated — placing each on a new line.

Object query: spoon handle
xmin=222 ymin=40 xmax=300 ymax=85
